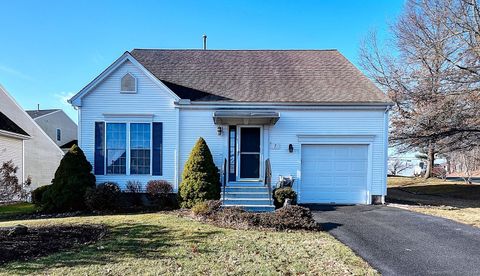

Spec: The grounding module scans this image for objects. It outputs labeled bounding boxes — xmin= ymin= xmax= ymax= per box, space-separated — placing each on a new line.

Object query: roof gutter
xmin=175 ymin=100 xmax=394 ymax=110
xmin=0 ymin=129 xmax=31 ymax=140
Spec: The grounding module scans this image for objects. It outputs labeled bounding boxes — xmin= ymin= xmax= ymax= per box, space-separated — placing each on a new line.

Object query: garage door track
xmin=309 ymin=205 xmax=480 ymax=276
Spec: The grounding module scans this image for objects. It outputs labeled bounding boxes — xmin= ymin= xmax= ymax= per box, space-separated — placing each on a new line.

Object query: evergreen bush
xmin=42 ymin=145 xmax=96 ymax=212
xmin=179 ymin=137 xmax=220 ymax=208
xmin=273 ymin=187 xmax=297 ymax=208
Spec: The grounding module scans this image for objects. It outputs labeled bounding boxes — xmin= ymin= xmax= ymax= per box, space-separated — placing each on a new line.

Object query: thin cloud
xmin=0 ymin=64 xmax=33 ymax=81
xmin=54 ymin=92 xmax=76 ymax=106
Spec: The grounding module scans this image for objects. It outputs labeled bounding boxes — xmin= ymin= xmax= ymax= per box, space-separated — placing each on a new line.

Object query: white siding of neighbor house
xmin=79 ymin=60 xmax=178 ymax=190
xmin=178 ymin=108 xmax=388 ymax=197
xmin=34 ymin=111 xmax=77 ymax=149
xmin=0 ymin=136 xmax=24 ymax=184
xmin=0 ymin=86 xmax=64 ymax=189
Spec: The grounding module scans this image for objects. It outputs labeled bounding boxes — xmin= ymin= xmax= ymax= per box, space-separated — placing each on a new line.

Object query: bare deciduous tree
xmin=388 ymin=158 xmax=414 ymax=176
xmin=360 ymin=0 xmax=480 ymax=178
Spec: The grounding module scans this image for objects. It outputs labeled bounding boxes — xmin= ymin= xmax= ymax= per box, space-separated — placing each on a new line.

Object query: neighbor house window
xmin=106 ymin=123 xmax=127 ymax=174
xmin=56 ymin=128 xmax=61 ymax=141
xmin=130 ymin=123 xmax=151 ymax=175
xmin=121 ymin=73 xmax=136 ymax=93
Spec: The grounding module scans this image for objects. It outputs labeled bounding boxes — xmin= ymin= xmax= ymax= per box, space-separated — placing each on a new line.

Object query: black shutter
xmin=94 ymin=122 xmax=105 ymax=175
xmin=152 ymin=122 xmax=163 ymax=176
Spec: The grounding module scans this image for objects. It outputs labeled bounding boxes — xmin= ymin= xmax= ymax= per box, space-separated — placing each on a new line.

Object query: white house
xmin=0 ymin=85 xmax=64 ymax=189
xmin=69 ymin=49 xmax=392 ymax=210
xmin=26 ymin=109 xmax=78 ymax=153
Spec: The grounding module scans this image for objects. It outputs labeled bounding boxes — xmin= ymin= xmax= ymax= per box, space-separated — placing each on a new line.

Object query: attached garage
xmin=299 ymin=144 xmax=369 ymax=204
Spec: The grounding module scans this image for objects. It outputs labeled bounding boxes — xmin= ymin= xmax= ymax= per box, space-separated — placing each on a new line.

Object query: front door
xmin=238 ymin=126 xmax=262 ymax=180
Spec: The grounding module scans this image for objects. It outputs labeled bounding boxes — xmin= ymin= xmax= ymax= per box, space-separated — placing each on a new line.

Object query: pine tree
xmin=42 ymin=145 xmax=96 ymax=212
xmin=179 ymin=137 xmax=220 ymax=208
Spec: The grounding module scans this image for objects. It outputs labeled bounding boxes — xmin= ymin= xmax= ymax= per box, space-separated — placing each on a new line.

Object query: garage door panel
xmin=300 ymin=144 xmax=368 ymax=204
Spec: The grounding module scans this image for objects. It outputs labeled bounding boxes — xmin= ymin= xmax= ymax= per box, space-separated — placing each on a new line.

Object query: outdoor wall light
xmin=288 ymin=144 xmax=294 ymax=153
xmin=217 ymin=126 xmax=223 ymax=136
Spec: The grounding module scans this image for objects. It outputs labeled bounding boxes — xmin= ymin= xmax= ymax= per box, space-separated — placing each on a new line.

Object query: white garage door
xmin=300 ymin=144 xmax=368 ymax=204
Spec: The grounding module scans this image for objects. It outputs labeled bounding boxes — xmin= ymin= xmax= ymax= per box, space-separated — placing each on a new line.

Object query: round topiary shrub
xmin=145 ymin=180 xmax=177 ymax=210
xmin=42 ymin=145 xmax=96 ymax=212
xmin=31 ymin=185 xmax=51 ymax=205
xmin=84 ymin=182 xmax=121 ymax=211
xmin=179 ymin=137 xmax=220 ymax=208
xmin=146 ymin=180 xmax=173 ymax=196
xmin=273 ymin=187 xmax=297 ymax=209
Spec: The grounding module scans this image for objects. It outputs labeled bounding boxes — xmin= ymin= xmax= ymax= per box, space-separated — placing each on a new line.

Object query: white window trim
xmin=120 ymin=72 xmax=137 ymax=94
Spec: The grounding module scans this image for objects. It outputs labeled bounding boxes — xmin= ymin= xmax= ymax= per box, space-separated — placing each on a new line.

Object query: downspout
xmin=383 ymin=106 xmax=392 ymax=202
xmin=175 ymin=107 xmax=180 ymax=191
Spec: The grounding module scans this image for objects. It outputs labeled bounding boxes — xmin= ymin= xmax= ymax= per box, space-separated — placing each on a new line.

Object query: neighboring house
xmin=26 ymin=109 xmax=78 ymax=153
xmin=0 ymin=111 xmax=30 ymax=184
xmin=0 ymin=85 xmax=64 ymax=189
xmin=69 ymin=49 xmax=392 ymax=210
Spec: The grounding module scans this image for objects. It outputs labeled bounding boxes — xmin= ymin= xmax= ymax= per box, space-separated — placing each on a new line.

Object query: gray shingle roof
xmin=130 ymin=49 xmax=391 ymax=104
xmin=0 ymin=112 xmax=29 ymax=136
xmin=26 ymin=109 xmax=60 ymax=119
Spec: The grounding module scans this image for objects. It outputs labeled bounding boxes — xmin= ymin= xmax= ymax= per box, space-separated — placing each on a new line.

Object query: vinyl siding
xmin=178 ymin=108 xmax=387 ymax=196
xmin=0 ymin=86 xmax=64 ymax=189
xmin=79 ymin=60 xmax=178 ymax=190
xmin=34 ymin=111 xmax=77 ymax=148
xmin=0 ymin=136 xmax=24 ymax=183
xmin=179 ymin=109 xmax=226 ymax=181
xmin=268 ymin=110 xmax=386 ymax=196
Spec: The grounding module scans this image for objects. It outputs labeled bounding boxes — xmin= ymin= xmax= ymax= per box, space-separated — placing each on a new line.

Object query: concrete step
xmin=221 ymin=191 xmax=270 ymax=198
xmin=223 ymin=186 xmax=269 ymax=193
xmin=227 ymin=182 xmax=265 ymax=187
xmin=222 ymin=204 xmax=275 ymax=212
xmin=222 ymin=198 xmax=272 ymax=205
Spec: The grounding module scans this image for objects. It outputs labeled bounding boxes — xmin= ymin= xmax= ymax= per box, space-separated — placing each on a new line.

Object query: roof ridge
xmin=131 ymin=48 xmax=339 ymax=52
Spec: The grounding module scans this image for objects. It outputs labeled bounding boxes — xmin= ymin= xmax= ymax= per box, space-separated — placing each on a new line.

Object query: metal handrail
xmin=222 ymin=158 xmax=227 ymax=204
xmin=265 ymin=158 xmax=272 ymax=205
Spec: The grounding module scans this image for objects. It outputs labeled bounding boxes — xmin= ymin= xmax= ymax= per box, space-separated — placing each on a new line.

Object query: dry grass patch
xmin=387 ymin=177 xmax=480 ymax=228
xmin=0 ymin=213 xmax=377 ymax=276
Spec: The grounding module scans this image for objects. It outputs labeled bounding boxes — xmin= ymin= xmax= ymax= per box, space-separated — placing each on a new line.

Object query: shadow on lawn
xmin=4 ymin=221 xmax=222 ymax=274
xmin=387 ymin=184 xmax=480 ymax=209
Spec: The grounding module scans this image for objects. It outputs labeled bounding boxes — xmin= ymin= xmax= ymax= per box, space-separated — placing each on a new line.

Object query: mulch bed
xmin=0 ymin=224 xmax=108 ymax=265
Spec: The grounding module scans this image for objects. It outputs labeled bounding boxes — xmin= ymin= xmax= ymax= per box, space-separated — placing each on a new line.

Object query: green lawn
xmin=0 ymin=213 xmax=377 ymax=275
xmin=387 ymin=177 xmax=480 ymax=228
xmin=0 ymin=202 xmax=37 ymax=220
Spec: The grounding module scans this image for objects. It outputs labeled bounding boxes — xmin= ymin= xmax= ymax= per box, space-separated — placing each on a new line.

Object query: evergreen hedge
xmin=179 ymin=137 xmax=220 ymax=208
xmin=42 ymin=145 xmax=96 ymax=212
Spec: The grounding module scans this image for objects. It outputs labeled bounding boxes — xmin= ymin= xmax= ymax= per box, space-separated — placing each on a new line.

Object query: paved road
xmin=446 ymin=177 xmax=480 ymax=184
xmin=309 ymin=205 xmax=480 ymax=276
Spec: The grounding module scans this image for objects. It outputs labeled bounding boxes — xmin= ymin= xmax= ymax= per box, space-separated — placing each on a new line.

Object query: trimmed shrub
xmin=31 ymin=185 xmax=51 ymax=205
xmin=273 ymin=187 xmax=297 ymax=208
xmin=145 ymin=180 xmax=178 ymax=210
xmin=42 ymin=145 xmax=96 ymax=212
xmin=192 ymin=200 xmax=221 ymax=216
xmin=84 ymin=182 xmax=121 ymax=211
xmin=179 ymin=137 xmax=220 ymax=208
xmin=125 ymin=180 xmax=143 ymax=207
xmin=146 ymin=180 xmax=173 ymax=196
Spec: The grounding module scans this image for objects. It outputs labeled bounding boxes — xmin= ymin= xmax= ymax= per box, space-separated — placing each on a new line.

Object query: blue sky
xmin=0 ymin=0 xmax=404 ymax=122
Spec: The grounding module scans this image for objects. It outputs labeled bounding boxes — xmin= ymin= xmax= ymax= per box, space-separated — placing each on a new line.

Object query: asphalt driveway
xmin=309 ymin=205 xmax=480 ymax=276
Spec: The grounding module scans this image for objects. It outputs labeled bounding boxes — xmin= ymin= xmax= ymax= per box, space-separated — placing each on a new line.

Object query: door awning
xmin=213 ymin=111 xmax=280 ymax=125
